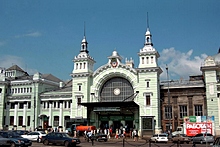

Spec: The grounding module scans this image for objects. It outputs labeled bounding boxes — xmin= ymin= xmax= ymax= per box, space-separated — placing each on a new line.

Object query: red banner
xmin=185 ymin=122 xmax=212 ymax=136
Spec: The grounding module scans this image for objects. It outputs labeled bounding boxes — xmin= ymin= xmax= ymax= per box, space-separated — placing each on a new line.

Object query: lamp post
xmin=166 ymin=65 xmax=172 ymax=139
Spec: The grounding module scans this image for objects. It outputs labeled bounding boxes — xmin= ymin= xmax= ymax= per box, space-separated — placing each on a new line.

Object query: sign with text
xmin=186 ymin=122 xmax=212 ymax=136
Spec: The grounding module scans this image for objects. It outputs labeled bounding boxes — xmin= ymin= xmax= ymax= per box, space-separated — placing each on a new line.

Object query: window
xmin=146 ymin=81 xmax=149 ymax=88
xmin=68 ymin=101 xmax=71 ymax=108
xmin=78 ymin=85 xmax=81 ymax=91
xmin=19 ymin=103 xmax=24 ymax=109
xmin=57 ymin=102 xmax=60 ymax=108
xmin=64 ymin=101 xmax=67 ymax=108
xmin=10 ymin=116 xmax=14 ymax=126
xmin=76 ymin=63 xmax=78 ymax=69
xmin=83 ymin=62 xmax=86 ymax=69
xmin=53 ymin=116 xmax=59 ymax=127
xmin=142 ymin=57 xmax=144 ymax=64
xmin=27 ymin=116 xmax=30 ymax=126
xmin=30 ymin=87 xmax=32 ymax=93
xmin=179 ymin=105 xmax=187 ymax=118
xmin=28 ymin=102 xmax=31 ymax=109
xmin=151 ymin=56 xmax=154 ymax=63
xmin=18 ymin=116 xmax=23 ymax=126
xmin=146 ymin=57 xmax=149 ymax=64
xmin=54 ymin=102 xmax=56 ymax=108
xmin=146 ymin=95 xmax=150 ymax=106
xmin=165 ymin=106 xmax=172 ymax=119
xmin=77 ymin=98 xmax=81 ymax=108
xmin=194 ymin=105 xmax=203 ymax=116
xmin=11 ymin=103 xmax=15 ymax=109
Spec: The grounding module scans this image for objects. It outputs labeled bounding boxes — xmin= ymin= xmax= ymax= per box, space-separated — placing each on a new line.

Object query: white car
xmin=151 ymin=134 xmax=168 ymax=143
xmin=21 ymin=131 xmax=46 ymax=142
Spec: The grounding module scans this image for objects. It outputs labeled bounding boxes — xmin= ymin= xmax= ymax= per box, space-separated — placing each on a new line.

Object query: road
xmin=31 ymin=137 xmax=213 ymax=147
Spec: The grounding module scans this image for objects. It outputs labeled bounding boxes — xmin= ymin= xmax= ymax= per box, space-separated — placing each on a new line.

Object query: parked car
xmin=0 ymin=131 xmax=32 ymax=147
xmin=93 ymin=133 xmax=108 ymax=142
xmin=0 ymin=135 xmax=13 ymax=146
xmin=42 ymin=132 xmax=80 ymax=147
xmin=13 ymin=130 xmax=29 ymax=135
xmin=171 ymin=134 xmax=191 ymax=144
xmin=21 ymin=131 xmax=46 ymax=142
xmin=150 ymin=133 xmax=168 ymax=143
xmin=192 ymin=133 xmax=214 ymax=144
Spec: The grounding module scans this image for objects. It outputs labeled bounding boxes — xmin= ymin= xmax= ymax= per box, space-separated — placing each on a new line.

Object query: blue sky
xmin=0 ymin=0 xmax=219 ymax=81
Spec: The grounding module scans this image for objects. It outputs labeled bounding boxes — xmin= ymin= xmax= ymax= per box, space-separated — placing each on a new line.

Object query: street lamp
xmin=166 ymin=64 xmax=172 ymax=139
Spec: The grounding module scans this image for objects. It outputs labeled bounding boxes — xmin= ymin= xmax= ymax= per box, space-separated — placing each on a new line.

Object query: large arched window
xmin=100 ymin=77 xmax=134 ymax=102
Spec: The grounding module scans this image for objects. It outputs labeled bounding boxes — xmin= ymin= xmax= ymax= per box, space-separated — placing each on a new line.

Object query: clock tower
xmin=108 ymin=50 xmax=122 ymax=68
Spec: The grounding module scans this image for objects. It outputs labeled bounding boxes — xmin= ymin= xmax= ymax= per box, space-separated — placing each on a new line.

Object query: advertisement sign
xmin=186 ymin=122 xmax=212 ymax=136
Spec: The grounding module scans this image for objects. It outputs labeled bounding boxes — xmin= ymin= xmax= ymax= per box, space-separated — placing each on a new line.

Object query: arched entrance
xmin=39 ymin=114 xmax=49 ymax=129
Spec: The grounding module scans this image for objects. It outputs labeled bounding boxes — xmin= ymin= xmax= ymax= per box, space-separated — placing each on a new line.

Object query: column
xmin=59 ymin=101 xmax=63 ymax=132
xmin=6 ymin=103 xmax=10 ymax=127
xmin=23 ymin=103 xmax=27 ymax=129
xmin=49 ymin=101 xmax=52 ymax=126
xmin=14 ymin=103 xmax=18 ymax=129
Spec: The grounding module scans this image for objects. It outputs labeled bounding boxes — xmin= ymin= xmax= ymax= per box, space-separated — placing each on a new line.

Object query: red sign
xmin=185 ymin=122 xmax=212 ymax=136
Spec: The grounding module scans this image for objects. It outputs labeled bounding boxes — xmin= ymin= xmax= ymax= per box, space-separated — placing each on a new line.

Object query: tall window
xmin=142 ymin=57 xmax=144 ymax=64
xmin=78 ymin=85 xmax=81 ymax=91
xmin=83 ymin=62 xmax=86 ymax=69
xmin=11 ymin=103 xmax=15 ymax=109
xmin=151 ymin=56 xmax=154 ymax=63
xmin=165 ymin=106 xmax=172 ymax=119
xmin=179 ymin=105 xmax=187 ymax=118
xmin=194 ymin=105 xmax=203 ymax=116
xmin=28 ymin=102 xmax=31 ymax=109
xmin=19 ymin=103 xmax=24 ymax=109
xmin=27 ymin=116 xmax=30 ymax=126
xmin=77 ymin=98 xmax=81 ymax=108
xmin=53 ymin=116 xmax=59 ymax=127
xmin=146 ymin=57 xmax=149 ymax=64
xmin=146 ymin=95 xmax=151 ymax=106
xmin=18 ymin=116 xmax=23 ymax=126
xmin=10 ymin=116 xmax=14 ymax=126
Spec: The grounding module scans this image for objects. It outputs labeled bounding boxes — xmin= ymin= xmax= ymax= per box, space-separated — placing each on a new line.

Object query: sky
xmin=0 ymin=0 xmax=219 ymax=81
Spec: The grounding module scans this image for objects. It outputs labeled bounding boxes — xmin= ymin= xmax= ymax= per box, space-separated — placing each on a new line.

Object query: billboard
xmin=185 ymin=122 xmax=212 ymax=136
xmin=183 ymin=116 xmax=215 ymax=136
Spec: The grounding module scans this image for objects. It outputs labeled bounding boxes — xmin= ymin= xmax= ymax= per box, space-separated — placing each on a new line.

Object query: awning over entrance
xmin=79 ymin=101 xmax=138 ymax=107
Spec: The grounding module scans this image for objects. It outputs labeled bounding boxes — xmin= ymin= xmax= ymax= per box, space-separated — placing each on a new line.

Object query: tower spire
xmin=81 ymin=22 xmax=89 ymax=53
xmin=84 ymin=21 xmax=86 ymax=38
xmin=147 ymin=12 xmax=149 ymax=30
xmin=145 ymin=12 xmax=153 ymax=46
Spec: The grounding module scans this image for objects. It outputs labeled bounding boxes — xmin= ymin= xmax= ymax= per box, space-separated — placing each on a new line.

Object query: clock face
xmin=114 ymin=88 xmax=120 ymax=95
xmin=111 ymin=58 xmax=118 ymax=67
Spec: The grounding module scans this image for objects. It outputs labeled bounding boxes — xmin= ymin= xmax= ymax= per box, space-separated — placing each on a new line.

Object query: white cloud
xmin=0 ymin=55 xmax=38 ymax=75
xmin=15 ymin=31 xmax=42 ymax=38
xmin=159 ymin=47 xmax=208 ymax=80
xmin=25 ymin=32 xmax=42 ymax=37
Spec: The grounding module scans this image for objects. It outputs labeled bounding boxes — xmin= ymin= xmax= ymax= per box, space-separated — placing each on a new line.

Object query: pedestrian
xmin=133 ymin=130 xmax=138 ymax=142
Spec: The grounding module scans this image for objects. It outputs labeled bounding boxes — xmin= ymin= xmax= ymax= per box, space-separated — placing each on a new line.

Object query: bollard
xmin=149 ymin=139 xmax=151 ymax=147
xmin=177 ymin=139 xmax=180 ymax=147
xmin=123 ymin=138 xmax=125 ymax=147
xmin=91 ymin=138 xmax=94 ymax=146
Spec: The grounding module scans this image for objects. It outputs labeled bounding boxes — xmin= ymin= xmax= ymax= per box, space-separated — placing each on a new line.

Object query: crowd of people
xmin=83 ymin=125 xmax=139 ymax=142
